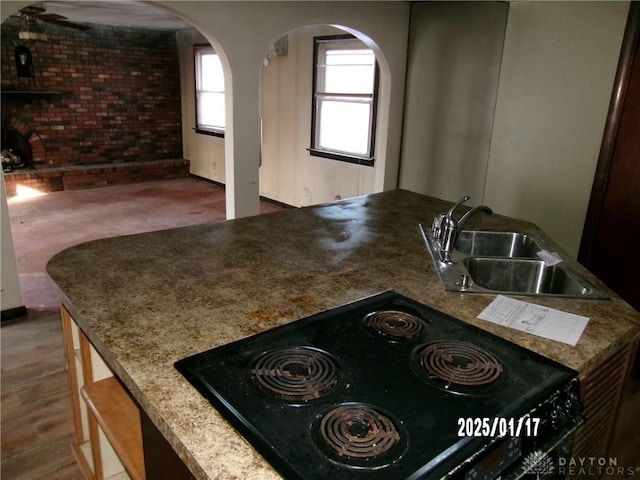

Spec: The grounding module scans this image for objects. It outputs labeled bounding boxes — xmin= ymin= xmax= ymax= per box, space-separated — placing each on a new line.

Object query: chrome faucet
xmin=432 ymin=196 xmax=492 ymax=262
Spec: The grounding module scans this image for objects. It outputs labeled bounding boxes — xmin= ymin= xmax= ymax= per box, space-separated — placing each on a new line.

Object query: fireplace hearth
xmin=2 ymin=158 xmax=190 ymax=196
xmin=1 ymin=117 xmax=42 ymax=172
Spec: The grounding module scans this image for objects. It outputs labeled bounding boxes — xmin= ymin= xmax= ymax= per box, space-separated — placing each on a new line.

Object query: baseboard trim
xmin=1 ymin=306 xmax=28 ymax=323
xmin=188 ymin=174 xmax=295 ymax=210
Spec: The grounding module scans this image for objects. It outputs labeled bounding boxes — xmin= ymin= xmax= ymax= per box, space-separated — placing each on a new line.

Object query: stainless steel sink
xmin=463 ymin=258 xmax=594 ymax=296
xmin=420 ymin=225 xmax=608 ymax=299
xmin=454 ymin=231 xmax=543 ymax=258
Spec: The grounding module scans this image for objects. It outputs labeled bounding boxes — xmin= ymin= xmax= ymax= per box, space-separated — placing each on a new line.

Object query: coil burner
xmin=251 ymin=346 xmax=340 ymax=402
xmin=315 ymin=403 xmax=407 ymax=469
xmin=414 ymin=341 xmax=503 ymax=393
xmin=363 ymin=310 xmax=427 ymax=342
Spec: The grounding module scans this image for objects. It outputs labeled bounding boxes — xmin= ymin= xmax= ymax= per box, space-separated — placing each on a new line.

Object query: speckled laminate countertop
xmin=46 ymin=189 xmax=640 ymax=480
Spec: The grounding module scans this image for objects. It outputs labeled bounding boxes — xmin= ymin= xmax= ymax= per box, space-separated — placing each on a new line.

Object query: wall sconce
xmin=15 ymin=45 xmax=35 ymax=79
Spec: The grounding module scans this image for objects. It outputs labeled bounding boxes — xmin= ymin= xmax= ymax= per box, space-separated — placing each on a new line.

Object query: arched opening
xmin=0 ymin=1 xmax=264 ymax=313
xmin=259 ymin=24 xmax=392 ymax=207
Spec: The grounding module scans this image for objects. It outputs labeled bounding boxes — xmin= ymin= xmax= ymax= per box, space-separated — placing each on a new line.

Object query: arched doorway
xmin=259 ymin=24 xmax=393 ymax=207
xmin=1 ymin=1 xmax=224 ymax=314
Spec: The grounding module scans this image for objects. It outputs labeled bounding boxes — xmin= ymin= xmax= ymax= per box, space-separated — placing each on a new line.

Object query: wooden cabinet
xmin=61 ymin=306 xmax=145 ymax=480
xmin=572 ymin=341 xmax=637 ymax=464
xmin=61 ymin=306 xmax=194 ymax=480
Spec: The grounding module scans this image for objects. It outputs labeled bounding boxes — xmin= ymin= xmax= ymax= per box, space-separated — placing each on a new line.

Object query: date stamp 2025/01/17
xmin=457 ymin=416 xmax=541 ymax=437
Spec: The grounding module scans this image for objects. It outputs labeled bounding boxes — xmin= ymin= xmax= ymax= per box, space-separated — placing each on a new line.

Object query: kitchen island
xmin=46 ymin=190 xmax=640 ymax=480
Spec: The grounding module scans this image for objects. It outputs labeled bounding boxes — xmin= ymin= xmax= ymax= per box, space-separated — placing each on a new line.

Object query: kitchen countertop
xmin=46 ymin=189 xmax=640 ymax=480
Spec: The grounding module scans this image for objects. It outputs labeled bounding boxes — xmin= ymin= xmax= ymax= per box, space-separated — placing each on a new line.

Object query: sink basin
xmin=463 ymin=258 xmax=592 ymax=296
xmin=419 ymin=225 xmax=609 ymax=299
xmin=454 ymin=231 xmax=542 ymax=258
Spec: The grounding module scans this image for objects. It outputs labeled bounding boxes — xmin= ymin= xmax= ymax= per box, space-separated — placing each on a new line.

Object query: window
xmin=195 ymin=45 xmax=225 ymax=136
xmin=310 ymin=35 xmax=379 ymax=165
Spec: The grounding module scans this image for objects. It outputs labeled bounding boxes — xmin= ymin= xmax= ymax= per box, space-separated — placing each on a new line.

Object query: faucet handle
xmin=432 ymin=213 xmax=446 ymax=238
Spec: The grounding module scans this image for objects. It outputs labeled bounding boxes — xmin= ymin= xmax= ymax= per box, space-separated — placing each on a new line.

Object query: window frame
xmin=309 ymin=34 xmax=380 ymax=166
xmin=194 ymin=44 xmax=225 ymax=138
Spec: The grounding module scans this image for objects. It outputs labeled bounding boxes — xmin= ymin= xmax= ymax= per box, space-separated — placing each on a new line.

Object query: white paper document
xmin=477 ymin=295 xmax=589 ymax=346
xmin=536 ymin=250 xmax=563 ymax=266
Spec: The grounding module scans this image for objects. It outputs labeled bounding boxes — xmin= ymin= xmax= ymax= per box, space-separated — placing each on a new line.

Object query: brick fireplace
xmin=1 ymin=116 xmax=45 ymax=168
xmin=1 ymin=19 xmax=188 ymax=196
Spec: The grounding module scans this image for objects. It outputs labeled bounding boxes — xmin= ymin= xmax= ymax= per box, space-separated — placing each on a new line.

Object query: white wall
xmin=1 ymin=176 xmax=24 ymax=313
xmin=486 ymin=1 xmax=629 ymax=257
xmin=165 ymin=1 xmax=410 ymax=216
xmin=399 ymin=1 xmax=628 ymax=258
xmin=399 ymin=2 xmax=509 ymax=205
xmin=1 ymin=1 xmax=29 ymax=314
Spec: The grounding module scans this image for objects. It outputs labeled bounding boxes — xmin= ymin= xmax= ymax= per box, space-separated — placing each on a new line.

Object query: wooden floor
xmin=1 ymin=309 xmax=83 ymax=480
xmin=2 ymin=178 xmax=639 ymax=478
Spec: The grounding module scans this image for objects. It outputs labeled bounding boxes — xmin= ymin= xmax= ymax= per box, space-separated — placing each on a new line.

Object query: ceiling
xmin=8 ymin=0 xmax=193 ymax=30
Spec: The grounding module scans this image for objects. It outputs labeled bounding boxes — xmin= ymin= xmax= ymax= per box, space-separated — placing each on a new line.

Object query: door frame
xmin=578 ymin=2 xmax=639 ymax=266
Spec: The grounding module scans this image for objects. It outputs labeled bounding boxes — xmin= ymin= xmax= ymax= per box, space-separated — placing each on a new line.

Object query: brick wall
xmin=1 ymin=20 xmax=186 ymax=192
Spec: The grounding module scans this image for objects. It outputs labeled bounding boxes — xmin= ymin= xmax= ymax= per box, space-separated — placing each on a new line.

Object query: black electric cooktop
xmin=175 ymin=291 xmax=579 ymax=480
